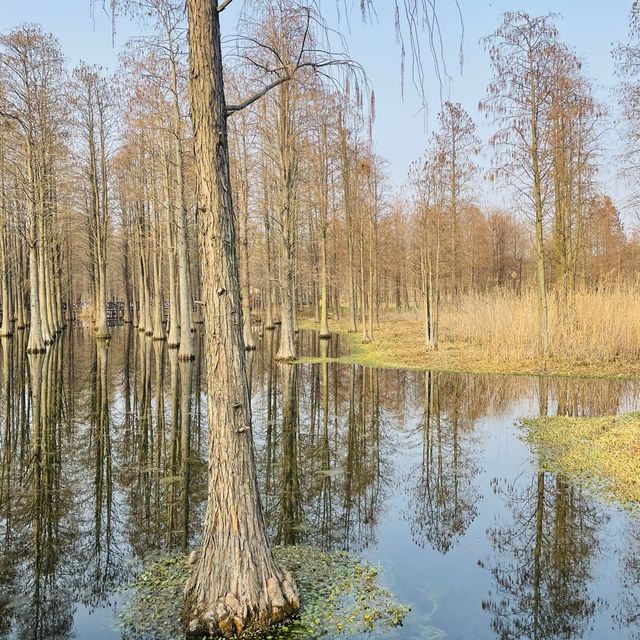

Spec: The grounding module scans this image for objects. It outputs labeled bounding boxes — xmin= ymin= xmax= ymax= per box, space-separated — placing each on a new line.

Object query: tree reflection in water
xmin=482 ymin=377 xmax=605 ymax=640
xmin=483 ymin=471 xmax=604 ymax=640
xmin=407 ymin=370 xmax=481 ymax=554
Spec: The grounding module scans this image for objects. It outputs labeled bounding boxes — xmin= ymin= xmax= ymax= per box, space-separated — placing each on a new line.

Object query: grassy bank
xmin=523 ymin=413 xmax=640 ymax=510
xmin=298 ymin=287 xmax=640 ymax=379
xmin=298 ymin=316 xmax=640 ymax=379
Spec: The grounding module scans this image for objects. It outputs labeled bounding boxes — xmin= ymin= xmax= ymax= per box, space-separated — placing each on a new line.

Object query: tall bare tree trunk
xmin=183 ymin=1 xmax=299 ymax=635
xmin=27 ymin=145 xmax=45 ymax=353
xmin=0 ymin=213 xmax=12 ymax=338
xmin=263 ymin=173 xmax=276 ymax=331
xmin=339 ymin=116 xmax=357 ymax=333
xmin=237 ymin=125 xmax=255 ymax=350
xmin=530 ymin=75 xmax=549 ymax=360
xmin=175 ymin=127 xmax=196 ymax=360
xmin=318 ymin=122 xmax=330 ymax=339
xmin=275 ymin=81 xmax=297 ymax=361
xmin=15 ymin=239 xmax=26 ymax=330
xmin=37 ymin=194 xmax=52 ymax=344
xmin=360 ymin=212 xmax=371 ymax=343
xmin=167 ymin=206 xmax=181 ymax=347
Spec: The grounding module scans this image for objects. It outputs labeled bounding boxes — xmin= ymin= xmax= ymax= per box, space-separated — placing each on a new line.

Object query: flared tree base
xmin=184 ymin=570 xmax=299 ymax=638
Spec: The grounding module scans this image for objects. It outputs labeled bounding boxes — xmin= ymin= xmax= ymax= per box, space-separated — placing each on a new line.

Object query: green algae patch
xmin=523 ymin=413 xmax=640 ymax=511
xmin=119 ymin=553 xmax=189 ymax=639
xmin=273 ymin=545 xmax=409 ymax=637
xmin=119 ymin=545 xmax=409 ymax=639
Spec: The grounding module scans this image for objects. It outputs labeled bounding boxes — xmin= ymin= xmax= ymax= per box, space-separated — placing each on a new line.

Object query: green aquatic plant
xmin=119 ymin=545 xmax=409 ymax=639
xmin=522 ymin=413 xmax=640 ymax=512
xmin=119 ymin=553 xmax=189 ymax=640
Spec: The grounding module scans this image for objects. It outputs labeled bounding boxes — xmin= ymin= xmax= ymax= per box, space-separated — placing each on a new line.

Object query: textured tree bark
xmin=161 ymin=142 xmax=180 ymax=347
xmin=14 ymin=241 xmax=26 ymax=330
xmin=36 ymin=180 xmax=52 ymax=345
xmin=54 ymin=245 xmax=64 ymax=332
xmin=319 ymin=227 xmax=330 ymax=339
xmin=140 ymin=241 xmax=153 ymax=336
xmin=183 ymin=1 xmax=299 ymax=636
xmin=95 ymin=255 xmax=110 ymax=339
xmin=240 ymin=206 xmax=255 ymax=350
xmin=263 ymin=195 xmax=276 ymax=331
xmin=122 ymin=230 xmax=133 ymax=324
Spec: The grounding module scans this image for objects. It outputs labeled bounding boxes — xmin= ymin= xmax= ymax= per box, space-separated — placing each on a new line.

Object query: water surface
xmin=0 ymin=327 xmax=638 ymax=639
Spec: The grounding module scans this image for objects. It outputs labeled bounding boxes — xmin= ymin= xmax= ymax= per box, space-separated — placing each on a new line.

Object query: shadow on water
xmin=0 ymin=326 xmax=639 ymax=639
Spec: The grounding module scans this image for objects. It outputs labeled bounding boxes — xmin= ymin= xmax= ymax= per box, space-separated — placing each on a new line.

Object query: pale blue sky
xmin=1 ymin=0 xmax=634 ymax=218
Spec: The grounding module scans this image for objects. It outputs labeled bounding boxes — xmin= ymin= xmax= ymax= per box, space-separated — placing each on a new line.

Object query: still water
xmin=0 ymin=327 xmax=639 ymax=640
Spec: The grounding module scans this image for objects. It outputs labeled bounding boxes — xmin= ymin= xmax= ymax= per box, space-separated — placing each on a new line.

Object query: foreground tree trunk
xmin=183 ymin=1 xmax=299 ymax=636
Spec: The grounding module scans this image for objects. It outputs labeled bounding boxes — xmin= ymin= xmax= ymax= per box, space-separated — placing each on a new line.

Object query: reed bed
xmin=442 ymin=285 xmax=640 ymax=367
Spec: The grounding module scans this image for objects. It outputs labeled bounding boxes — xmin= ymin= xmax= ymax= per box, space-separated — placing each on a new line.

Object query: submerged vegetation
xmin=120 ymin=546 xmax=409 ymax=640
xmin=523 ymin=413 xmax=640 ymax=510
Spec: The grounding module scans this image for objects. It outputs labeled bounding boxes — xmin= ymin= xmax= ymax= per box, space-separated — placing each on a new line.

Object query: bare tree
xmin=482 ymin=12 xmax=561 ymax=359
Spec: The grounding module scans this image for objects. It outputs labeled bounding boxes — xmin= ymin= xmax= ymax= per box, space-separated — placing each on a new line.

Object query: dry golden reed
xmin=442 ymin=285 xmax=640 ymax=367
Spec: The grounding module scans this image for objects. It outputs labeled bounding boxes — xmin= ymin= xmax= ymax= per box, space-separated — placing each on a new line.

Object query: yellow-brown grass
xmin=524 ymin=413 xmax=640 ymax=510
xmin=445 ymin=286 xmax=640 ymax=366
xmin=299 ymin=285 xmax=640 ymax=378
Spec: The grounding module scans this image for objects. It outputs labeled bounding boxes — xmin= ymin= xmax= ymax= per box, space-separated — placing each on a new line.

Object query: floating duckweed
xmin=119 ymin=553 xmax=189 ymax=640
xmin=119 ymin=545 xmax=409 ymax=639
xmin=272 ymin=545 xmax=410 ymax=638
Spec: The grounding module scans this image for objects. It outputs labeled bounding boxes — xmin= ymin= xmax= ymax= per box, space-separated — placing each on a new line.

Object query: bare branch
xmin=218 ymin=0 xmax=234 ymax=12
xmin=226 ymin=75 xmax=290 ymax=115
